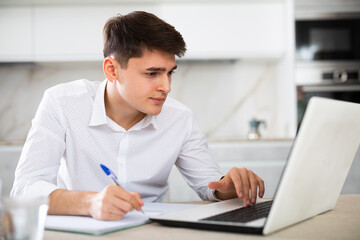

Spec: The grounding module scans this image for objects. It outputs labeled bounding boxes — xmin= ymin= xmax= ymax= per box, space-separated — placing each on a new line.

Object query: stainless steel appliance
xmin=295 ymin=12 xmax=360 ymax=127
xmin=296 ymin=15 xmax=360 ymax=61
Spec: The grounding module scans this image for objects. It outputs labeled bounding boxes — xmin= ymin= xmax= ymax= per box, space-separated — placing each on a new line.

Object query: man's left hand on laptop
xmin=208 ymin=167 xmax=265 ymax=206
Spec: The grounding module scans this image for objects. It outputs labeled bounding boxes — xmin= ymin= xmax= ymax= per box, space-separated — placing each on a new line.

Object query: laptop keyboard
xmin=201 ymin=200 xmax=273 ymax=223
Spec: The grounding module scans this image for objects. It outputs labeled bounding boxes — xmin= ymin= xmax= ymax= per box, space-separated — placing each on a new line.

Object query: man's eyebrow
xmin=146 ymin=65 xmax=177 ymax=72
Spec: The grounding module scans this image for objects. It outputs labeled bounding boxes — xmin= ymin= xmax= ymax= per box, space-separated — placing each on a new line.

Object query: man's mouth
xmin=150 ymin=97 xmax=166 ymax=105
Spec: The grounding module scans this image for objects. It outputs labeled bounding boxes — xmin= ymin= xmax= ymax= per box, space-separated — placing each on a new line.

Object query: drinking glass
xmin=1 ymin=196 xmax=48 ymax=240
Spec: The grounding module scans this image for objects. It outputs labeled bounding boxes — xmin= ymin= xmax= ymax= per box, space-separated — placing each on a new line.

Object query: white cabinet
xmin=33 ymin=5 xmax=159 ymax=61
xmin=34 ymin=6 xmax=115 ymax=61
xmin=0 ymin=7 xmax=32 ymax=61
xmin=160 ymin=2 xmax=286 ymax=60
xmin=0 ymin=1 xmax=288 ymax=62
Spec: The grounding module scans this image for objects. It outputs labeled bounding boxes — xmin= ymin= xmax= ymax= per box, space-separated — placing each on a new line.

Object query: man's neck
xmin=104 ymin=83 xmax=146 ymax=131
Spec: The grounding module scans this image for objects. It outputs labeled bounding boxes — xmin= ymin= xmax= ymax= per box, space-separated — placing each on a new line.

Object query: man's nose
xmin=158 ymin=75 xmax=171 ymax=93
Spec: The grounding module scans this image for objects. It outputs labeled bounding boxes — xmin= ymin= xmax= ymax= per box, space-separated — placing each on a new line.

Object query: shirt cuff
xmin=209 ymin=189 xmax=222 ymax=201
xmin=25 ymin=180 xmax=59 ymax=198
xmin=206 ymin=175 xmax=225 ymax=201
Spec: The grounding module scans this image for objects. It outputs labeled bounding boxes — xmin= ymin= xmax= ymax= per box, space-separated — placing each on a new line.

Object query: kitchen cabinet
xmin=0 ymin=1 xmax=288 ymax=62
xmin=33 ymin=5 xmax=159 ymax=62
xmin=159 ymin=2 xmax=286 ymax=60
xmin=34 ymin=5 xmax=112 ymax=61
xmin=0 ymin=7 xmax=33 ymax=62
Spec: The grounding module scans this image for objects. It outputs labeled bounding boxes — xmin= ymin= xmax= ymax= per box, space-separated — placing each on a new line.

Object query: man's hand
xmin=48 ymin=186 xmax=144 ymax=221
xmin=208 ymin=167 xmax=265 ymax=206
xmin=89 ymin=185 xmax=143 ymax=220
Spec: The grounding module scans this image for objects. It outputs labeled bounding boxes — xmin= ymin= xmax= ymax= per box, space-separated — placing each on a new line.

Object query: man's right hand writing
xmin=89 ymin=185 xmax=144 ymax=220
xmin=48 ymin=186 xmax=143 ymax=221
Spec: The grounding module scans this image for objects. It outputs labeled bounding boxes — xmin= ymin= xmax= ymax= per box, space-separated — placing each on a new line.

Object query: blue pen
xmin=100 ymin=164 xmax=144 ymax=214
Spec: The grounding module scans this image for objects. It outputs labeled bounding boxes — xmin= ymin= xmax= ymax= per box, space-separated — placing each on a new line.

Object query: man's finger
xmin=229 ymin=168 xmax=244 ymax=199
xmin=123 ymin=193 xmax=143 ymax=211
xmin=239 ymin=168 xmax=250 ymax=206
xmin=208 ymin=181 xmax=222 ymax=190
xmin=106 ymin=204 xmax=127 ymax=218
xmin=112 ymin=186 xmax=142 ymax=212
xmin=248 ymin=170 xmax=258 ymax=204
xmin=103 ymin=210 xmax=126 ymax=221
xmin=131 ymin=192 xmax=144 ymax=211
xmin=255 ymin=174 xmax=265 ymax=198
xmin=116 ymin=199 xmax=136 ymax=213
xmin=96 ymin=201 xmax=127 ymax=221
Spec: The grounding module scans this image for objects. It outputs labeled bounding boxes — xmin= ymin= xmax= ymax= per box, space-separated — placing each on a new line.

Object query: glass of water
xmin=1 ymin=196 xmax=48 ymax=240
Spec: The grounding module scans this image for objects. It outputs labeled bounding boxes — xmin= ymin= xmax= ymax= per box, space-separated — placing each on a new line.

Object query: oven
xmin=297 ymin=75 xmax=360 ymax=127
xmin=295 ymin=12 xmax=360 ymax=127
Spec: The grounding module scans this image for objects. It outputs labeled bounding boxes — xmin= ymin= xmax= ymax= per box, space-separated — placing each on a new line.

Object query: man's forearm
xmin=48 ymin=189 xmax=96 ymax=216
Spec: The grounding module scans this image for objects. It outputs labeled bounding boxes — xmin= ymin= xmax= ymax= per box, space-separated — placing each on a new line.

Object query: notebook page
xmin=45 ymin=202 xmax=197 ymax=235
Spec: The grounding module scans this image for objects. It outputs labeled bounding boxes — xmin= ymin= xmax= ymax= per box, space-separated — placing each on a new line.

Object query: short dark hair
xmin=103 ymin=11 xmax=186 ymax=68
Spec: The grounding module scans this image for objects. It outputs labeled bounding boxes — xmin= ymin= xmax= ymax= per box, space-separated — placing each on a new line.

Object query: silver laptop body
xmin=151 ymin=97 xmax=360 ymax=235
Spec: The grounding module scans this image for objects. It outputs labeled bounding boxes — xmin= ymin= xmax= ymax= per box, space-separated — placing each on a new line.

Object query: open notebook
xmin=45 ymin=202 xmax=197 ymax=235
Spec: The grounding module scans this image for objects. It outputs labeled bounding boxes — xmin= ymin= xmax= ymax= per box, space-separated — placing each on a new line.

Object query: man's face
xmin=113 ymin=49 xmax=177 ymax=116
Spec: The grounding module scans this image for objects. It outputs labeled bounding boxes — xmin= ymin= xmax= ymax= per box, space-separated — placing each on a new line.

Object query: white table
xmin=44 ymin=194 xmax=360 ymax=240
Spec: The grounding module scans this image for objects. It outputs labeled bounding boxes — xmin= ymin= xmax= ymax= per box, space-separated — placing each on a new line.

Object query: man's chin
xmin=147 ymin=110 xmax=162 ymax=116
xmin=144 ymin=106 xmax=163 ymax=116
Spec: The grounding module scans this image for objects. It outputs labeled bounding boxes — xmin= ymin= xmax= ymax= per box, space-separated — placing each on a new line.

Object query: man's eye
xmin=168 ymin=70 xmax=175 ymax=76
xmin=146 ymin=72 xmax=157 ymax=77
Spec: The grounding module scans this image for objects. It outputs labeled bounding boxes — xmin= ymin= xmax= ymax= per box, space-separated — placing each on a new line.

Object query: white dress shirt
xmin=11 ymin=79 xmax=223 ymax=202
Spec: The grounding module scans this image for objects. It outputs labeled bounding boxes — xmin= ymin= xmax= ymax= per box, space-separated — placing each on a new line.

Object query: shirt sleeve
xmin=10 ymin=89 xmax=66 ymax=198
xmin=175 ymin=114 xmax=224 ymax=201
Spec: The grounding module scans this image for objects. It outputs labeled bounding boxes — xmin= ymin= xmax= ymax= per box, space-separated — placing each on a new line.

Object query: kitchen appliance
xmin=296 ymin=61 xmax=360 ymax=127
xmin=295 ymin=12 xmax=360 ymax=127
xmin=295 ymin=14 xmax=360 ymax=61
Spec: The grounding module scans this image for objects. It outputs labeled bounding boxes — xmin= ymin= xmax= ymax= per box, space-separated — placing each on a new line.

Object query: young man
xmin=11 ymin=11 xmax=264 ymax=221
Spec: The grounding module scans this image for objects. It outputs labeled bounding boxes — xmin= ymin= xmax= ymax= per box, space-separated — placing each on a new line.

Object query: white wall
xmin=0 ymin=59 xmax=295 ymax=143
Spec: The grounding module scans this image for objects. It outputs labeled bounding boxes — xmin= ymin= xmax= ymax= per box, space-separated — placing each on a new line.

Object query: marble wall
xmin=0 ymin=59 xmax=295 ymax=143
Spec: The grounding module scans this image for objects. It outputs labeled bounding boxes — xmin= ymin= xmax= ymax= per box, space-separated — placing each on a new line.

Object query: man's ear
xmin=103 ymin=57 xmax=118 ymax=83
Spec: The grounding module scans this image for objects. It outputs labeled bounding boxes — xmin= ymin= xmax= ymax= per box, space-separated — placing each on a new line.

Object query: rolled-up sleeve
xmin=175 ymin=114 xmax=224 ymax=201
xmin=11 ymin=89 xmax=66 ymax=198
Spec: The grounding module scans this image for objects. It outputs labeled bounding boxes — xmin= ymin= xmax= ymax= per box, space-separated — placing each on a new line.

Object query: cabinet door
xmin=33 ymin=5 xmax=159 ymax=61
xmin=160 ymin=2 xmax=285 ymax=60
xmin=0 ymin=7 xmax=32 ymax=61
xmin=34 ymin=5 xmax=108 ymax=61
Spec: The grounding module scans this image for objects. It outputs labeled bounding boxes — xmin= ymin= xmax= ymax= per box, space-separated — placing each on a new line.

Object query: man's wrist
xmin=214 ymin=190 xmax=237 ymax=200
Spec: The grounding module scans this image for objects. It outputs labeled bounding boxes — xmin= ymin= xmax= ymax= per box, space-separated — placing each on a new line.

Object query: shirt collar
xmin=106 ymin=114 xmax=158 ymax=132
xmin=89 ymin=79 xmax=158 ymax=131
xmin=136 ymin=114 xmax=158 ymax=130
xmin=89 ymin=79 xmax=107 ymax=127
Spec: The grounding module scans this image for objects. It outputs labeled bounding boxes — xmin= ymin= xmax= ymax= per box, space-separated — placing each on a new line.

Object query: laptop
xmin=151 ymin=97 xmax=360 ymax=235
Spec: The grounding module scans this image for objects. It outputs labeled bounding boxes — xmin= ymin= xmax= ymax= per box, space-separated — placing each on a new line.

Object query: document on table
xmin=45 ymin=202 xmax=197 ymax=236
